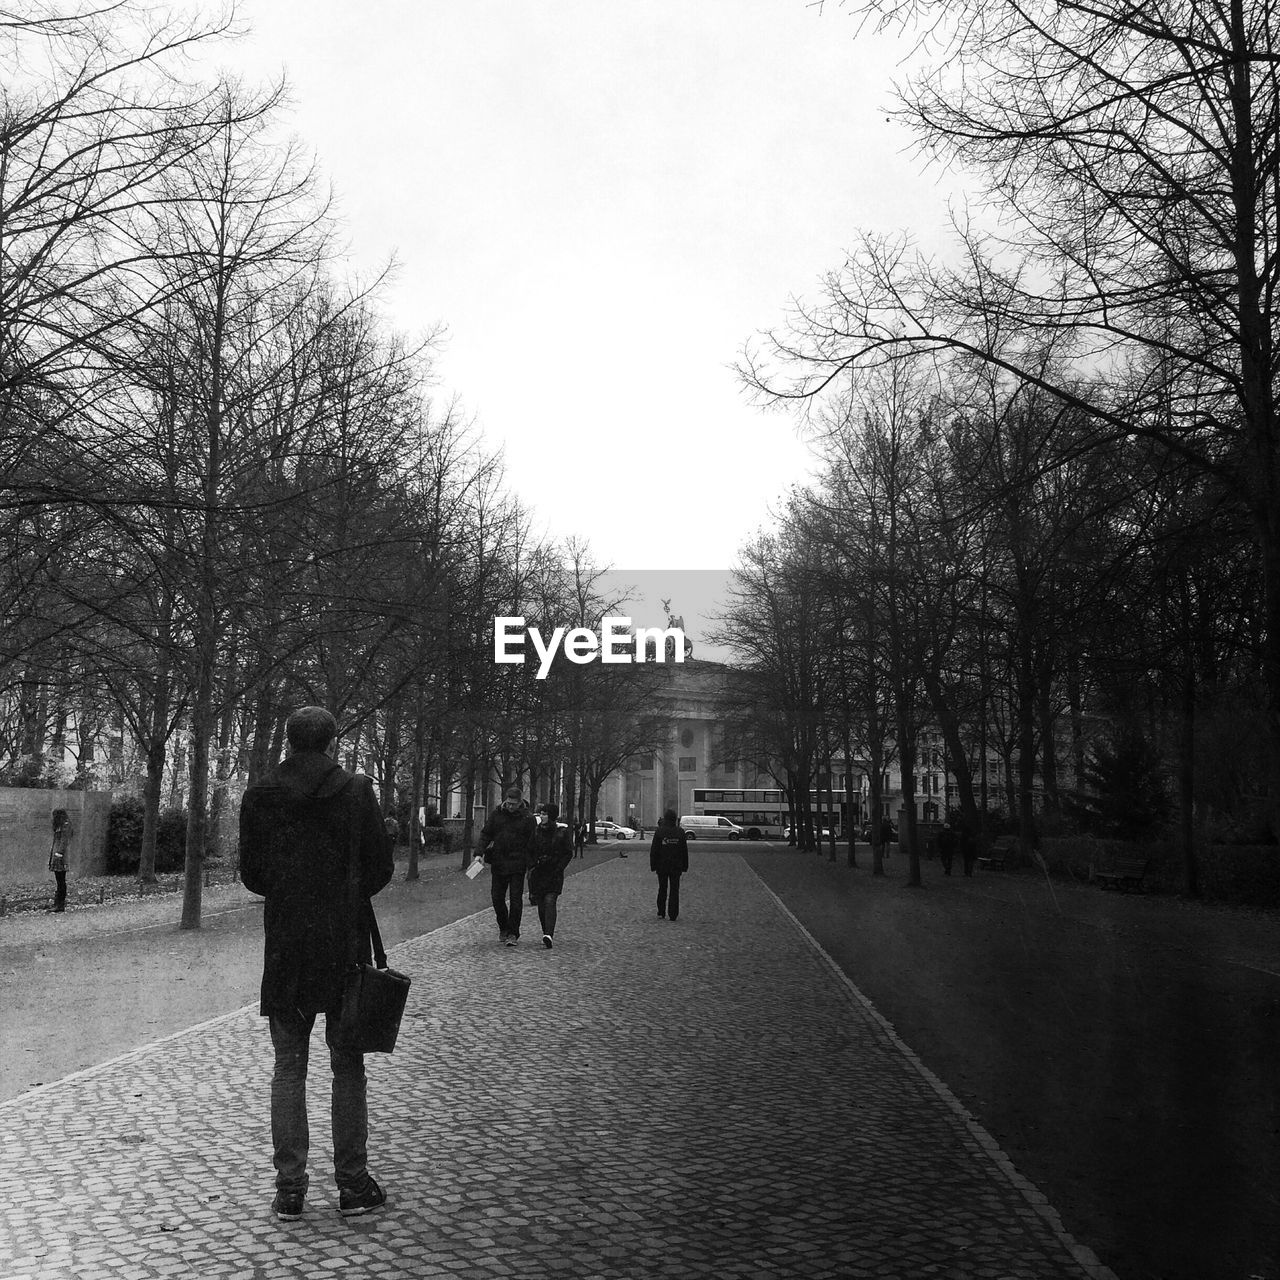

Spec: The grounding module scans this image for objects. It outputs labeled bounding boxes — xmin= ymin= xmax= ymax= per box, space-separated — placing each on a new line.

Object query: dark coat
xmin=239 ymin=752 xmax=394 ymax=1018
xmin=528 ymin=824 xmax=574 ymax=897
xmin=650 ymin=820 xmax=689 ymax=874
xmin=478 ymin=805 xmax=536 ymax=875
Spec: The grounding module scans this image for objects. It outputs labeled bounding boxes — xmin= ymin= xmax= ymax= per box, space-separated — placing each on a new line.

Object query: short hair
xmin=664 ymin=808 xmax=678 ymax=825
xmin=504 ymin=785 xmax=523 ymax=800
xmin=286 ymin=706 xmax=337 ymax=752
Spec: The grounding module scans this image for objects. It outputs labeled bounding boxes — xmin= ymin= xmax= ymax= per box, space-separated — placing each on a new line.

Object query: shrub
xmin=420 ymin=826 xmax=451 ymax=853
xmin=106 ymin=797 xmax=188 ymax=874
xmin=1065 ymin=730 xmax=1168 ymax=840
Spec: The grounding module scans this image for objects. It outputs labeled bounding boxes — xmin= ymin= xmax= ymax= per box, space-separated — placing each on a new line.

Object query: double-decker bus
xmin=690 ymin=788 xmax=852 ymax=840
xmin=690 ymin=788 xmax=786 ymax=838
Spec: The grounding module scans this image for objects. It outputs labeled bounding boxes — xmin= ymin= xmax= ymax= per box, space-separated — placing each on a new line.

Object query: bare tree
xmin=756 ymin=0 xmax=1280 ymax=833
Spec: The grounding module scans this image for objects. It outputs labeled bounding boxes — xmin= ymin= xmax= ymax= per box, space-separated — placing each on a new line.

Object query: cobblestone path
xmin=0 ymin=851 xmax=1116 ymax=1279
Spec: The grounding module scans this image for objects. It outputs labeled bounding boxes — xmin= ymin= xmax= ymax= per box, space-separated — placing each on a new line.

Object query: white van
xmin=679 ymin=814 xmax=745 ymax=840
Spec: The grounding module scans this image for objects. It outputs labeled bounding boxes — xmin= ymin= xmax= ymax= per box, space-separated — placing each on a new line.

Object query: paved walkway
xmin=0 ymin=852 xmax=1116 ymax=1280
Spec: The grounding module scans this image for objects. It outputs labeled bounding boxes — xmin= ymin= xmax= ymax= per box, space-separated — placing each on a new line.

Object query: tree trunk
xmin=137 ymin=665 xmax=172 ymax=884
xmin=179 ymin=660 xmax=214 ymax=929
xmin=898 ymin=720 xmax=921 ymax=888
xmin=138 ymin=738 xmax=166 ymax=885
xmin=206 ymin=678 xmax=238 ymax=863
xmin=1179 ymin=652 xmax=1200 ymax=898
xmin=842 ymin=727 xmax=857 ymax=868
xmin=867 ymin=748 xmax=886 ymax=877
xmin=824 ymin=772 xmax=837 ymax=861
xmin=406 ymin=711 xmax=425 ymax=882
xmin=460 ymin=756 xmax=478 ymax=868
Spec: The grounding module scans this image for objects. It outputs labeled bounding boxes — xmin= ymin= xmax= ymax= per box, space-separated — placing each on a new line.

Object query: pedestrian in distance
xmin=937 ymin=818 xmax=959 ymax=876
xmin=574 ymin=821 xmax=586 ymax=858
xmin=477 ymin=784 xmax=536 ymax=946
xmin=650 ymin=808 xmax=689 ymax=921
xmin=239 ymin=706 xmax=395 ymax=1223
xmin=48 ymin=808 xmax=71 ymax=913
xmin=528 ymin=802 xmax=575 ymax=949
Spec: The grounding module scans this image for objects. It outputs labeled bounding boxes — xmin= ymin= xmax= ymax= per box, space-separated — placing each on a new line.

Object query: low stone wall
xmin=0 ymin=788 xmax=113 ymax=887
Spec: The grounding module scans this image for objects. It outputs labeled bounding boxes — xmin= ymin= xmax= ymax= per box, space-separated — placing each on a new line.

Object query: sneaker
xmin=272 ymin=1190 xmax=305 ymax=1221
xmin=339 ymin=1176 xmax=386 ymax=1217
xmin=543 ymin=934 xmax=553 ymax=949
xmin=505 ymin=934 xmax=519 ymax=947
xmin=657 ymin=911 xmax=665 ymax=919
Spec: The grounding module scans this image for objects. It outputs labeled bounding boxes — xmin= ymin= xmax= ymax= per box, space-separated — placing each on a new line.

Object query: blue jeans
xmin=268 ymin=1012 xmax=368 ymax=1194
xmin=491 ymin=869 xmax=525 ymax=938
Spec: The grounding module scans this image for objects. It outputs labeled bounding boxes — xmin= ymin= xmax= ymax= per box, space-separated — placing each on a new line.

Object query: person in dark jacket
xmin=239 ymin=706 xmax=394 ymax=1223
xmin=527 ymin=802 xmax=574 ymax=948
xmin=937 ymin=819 xmax=959 ymax=875
xmin=48 ymin=808 xmax=71 ymax=912
xmin=477 ymin=784 xmax=536 ymax=945
xmin=649 ymin=808 xmax=690 ymax=921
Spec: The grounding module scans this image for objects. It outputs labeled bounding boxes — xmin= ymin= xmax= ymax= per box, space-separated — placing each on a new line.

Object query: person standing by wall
xmin=649 ymin=808 xmax=689 ymax=921
xmin=48 ymin=808 xmax=72 ymax=913
xmin=477 ymin=785 xmax=536 ymax=946
xmin=528 ymin=802 xmax=575 ymax=949
xmin=239 ymin=706 xmax=395 ymax=1222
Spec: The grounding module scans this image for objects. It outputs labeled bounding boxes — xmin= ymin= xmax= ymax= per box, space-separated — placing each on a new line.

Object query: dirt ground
xmin=2 ymin=841 xmax=1276 ymax=1280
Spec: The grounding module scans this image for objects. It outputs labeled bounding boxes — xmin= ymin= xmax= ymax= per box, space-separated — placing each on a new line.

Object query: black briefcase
xmin=336 ymin=960 xmax=411 ymax=1054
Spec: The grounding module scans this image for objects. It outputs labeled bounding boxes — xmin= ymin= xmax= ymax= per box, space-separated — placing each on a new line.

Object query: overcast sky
xmin=222 ymin=1 xmax=958 ymax=651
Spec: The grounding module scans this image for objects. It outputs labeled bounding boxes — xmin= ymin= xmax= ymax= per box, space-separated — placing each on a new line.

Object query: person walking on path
xmin=937 ymin=818 xmax=958 ymax=876
xmin=48 ymin=808 xmax=71 ymax=913
xmin=649 ymin=808 xmax=689 ymax=921
xmin=477 ymin=784 xmax=536 ymax=946
xmin=574 ymin=821 xmax=586 ymax=858
xmin=239 ymin=705 xmax=395 ymax=1223
xmin=528 ymin=802 xmax=575 ymax=949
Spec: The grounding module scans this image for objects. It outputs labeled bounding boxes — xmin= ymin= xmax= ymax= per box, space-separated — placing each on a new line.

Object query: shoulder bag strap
xmin=345 ymin=774 xmax=389 ymax=971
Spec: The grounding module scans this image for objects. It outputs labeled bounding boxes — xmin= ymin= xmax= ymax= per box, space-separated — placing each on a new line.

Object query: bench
xmin=976 ymin=836 xmax=1019 ymax=871
xmin=1092 ymin=856 xmax=1151 ymax=892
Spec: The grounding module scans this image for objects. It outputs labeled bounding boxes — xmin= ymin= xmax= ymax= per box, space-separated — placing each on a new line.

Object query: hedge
xmin=105 ymin=797 xmax=188 ymax=875
xmin=1038 ymin=836 xmax=1280 ymax=907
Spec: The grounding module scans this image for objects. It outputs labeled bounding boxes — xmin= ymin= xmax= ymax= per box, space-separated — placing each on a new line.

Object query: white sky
xmin=221 ymin=1 xmax=959 ymax=616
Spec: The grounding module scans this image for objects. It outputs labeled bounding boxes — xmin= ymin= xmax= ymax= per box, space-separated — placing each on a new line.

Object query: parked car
xmin=678 ymin=814 xmax=745 ymax=840
xmin=591 ymin=819 xmax=637 ymax=840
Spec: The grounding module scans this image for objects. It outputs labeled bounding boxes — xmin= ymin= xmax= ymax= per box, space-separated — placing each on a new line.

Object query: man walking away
xmin=240 ymin=706 xmax=394 ymax=1222
xmin=649 ymin=808 xmax=689 ymax=921
xmin=477 ymin=785 xmax=536 ymax=945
